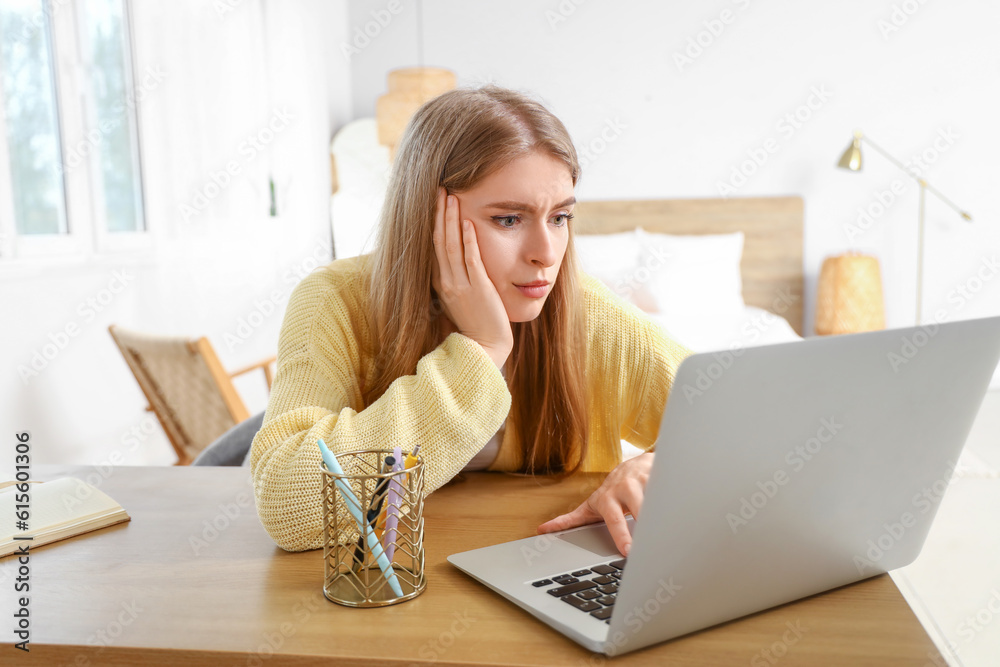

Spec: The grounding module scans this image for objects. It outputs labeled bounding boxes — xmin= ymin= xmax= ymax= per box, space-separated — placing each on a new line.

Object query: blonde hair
xmin=363 ymin=85 xmax=588 ymax=475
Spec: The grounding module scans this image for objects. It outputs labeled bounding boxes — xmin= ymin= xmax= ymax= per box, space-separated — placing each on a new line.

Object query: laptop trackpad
xmin=555 ymin=519 xmax=635 ymax=559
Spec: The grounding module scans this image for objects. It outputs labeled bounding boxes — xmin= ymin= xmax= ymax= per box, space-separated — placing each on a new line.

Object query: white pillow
xmin=644 ymin=305 xmax=801 ymax=354
xmin=573 ymin=231 xmax=656 ymax=311
xmin=635 ymin=228 xmax=745 ymax=318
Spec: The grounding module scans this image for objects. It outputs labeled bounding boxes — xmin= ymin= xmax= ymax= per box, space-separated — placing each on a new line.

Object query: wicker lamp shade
xmin=375 ymin=67 xmax=456 ymax=158
xmin=815 ymin=253 xmax=886 ymax=335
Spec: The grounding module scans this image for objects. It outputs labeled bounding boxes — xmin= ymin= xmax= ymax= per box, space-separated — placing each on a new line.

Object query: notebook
xmin=0 ymin=477 xmax=131 ymax=557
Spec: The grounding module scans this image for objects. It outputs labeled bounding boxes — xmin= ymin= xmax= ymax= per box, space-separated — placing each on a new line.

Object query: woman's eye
xmin=553 ymin=213 xmax=574 ymax=227
xmin=492 ymin=215 xmax=520 ymax=228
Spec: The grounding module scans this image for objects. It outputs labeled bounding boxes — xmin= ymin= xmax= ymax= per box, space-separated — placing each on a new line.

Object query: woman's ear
xmin=430 ymin=260 xmax=440 ymax=294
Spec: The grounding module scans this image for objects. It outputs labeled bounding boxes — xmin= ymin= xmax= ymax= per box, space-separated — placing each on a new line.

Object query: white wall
xmin=1 ymin=0 xmax=350 ymax=469
xmin=344 ymin=0 xmax=1000 ymax=340
xmin=4 ymin=0 xmax=999 ymax=469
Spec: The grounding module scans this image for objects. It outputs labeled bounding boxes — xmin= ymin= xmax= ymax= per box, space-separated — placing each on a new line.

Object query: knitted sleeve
xmin=618 ymin=312 xmax=694 ymax=450
xmin=580 ymin=274 xmax=693 ymax=461
xmin=249 ymin=268 xmax=512 ymax=552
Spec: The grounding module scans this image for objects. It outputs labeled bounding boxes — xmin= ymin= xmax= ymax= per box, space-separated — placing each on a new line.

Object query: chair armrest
xmin=230 ymin=356 xmax=277 ymax=391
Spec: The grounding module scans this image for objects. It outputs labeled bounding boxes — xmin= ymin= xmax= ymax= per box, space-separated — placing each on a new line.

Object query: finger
xmin=461 ymin=218 xmax=487 ymax=285
xmin=537 ymin=502 xmax=601 ymax=534
xmin=432 ymin=188 xmax=453 ymax=290
xmin=619 ymin=478 xmax=645 ymax=522
xmin=445 ymin=194 xmax=469 ymax=286
xmin=595 ymin=501 xmax=632 ymax=557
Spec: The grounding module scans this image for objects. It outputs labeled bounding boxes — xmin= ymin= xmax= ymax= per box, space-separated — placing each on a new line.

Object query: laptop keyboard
xmin=531 ymin=559 xmax=626 ymax=623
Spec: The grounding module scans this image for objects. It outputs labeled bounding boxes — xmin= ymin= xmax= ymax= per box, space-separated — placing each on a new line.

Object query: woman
xmin=250 ymin=85 xmax=692 ymax=557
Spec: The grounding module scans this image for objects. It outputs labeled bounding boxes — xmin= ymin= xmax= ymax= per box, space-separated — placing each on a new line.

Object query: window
xmin=79 ymin=0 xmax=144 ymax=235
xmin=0 ymin=0 xmax=146 ymax=259
xmin=0 ymin=0 xmax=68 ymax=237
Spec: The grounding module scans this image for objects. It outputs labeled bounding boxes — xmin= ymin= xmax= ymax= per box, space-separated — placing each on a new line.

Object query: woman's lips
xmin=515 ymin=282 xmax=550 ymax=298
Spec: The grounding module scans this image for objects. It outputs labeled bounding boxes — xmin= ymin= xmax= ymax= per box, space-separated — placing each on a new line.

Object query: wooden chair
xmin=108 ymin=324 xmax=275 ymax=465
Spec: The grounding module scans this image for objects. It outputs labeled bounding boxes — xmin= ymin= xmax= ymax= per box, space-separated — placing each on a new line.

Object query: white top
xmin=461 ymin=362 xmax=506 ymax=472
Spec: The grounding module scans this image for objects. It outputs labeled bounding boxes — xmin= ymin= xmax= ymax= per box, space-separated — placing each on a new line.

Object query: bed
xmin=573 ymin=196 xmax=805 ymax=353
xmin=572 ymin=196 xmax=806 ymax=460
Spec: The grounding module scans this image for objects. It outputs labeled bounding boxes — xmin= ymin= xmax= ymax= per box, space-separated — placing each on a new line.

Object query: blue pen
xmin=317 ymin=439 xmax=404 ymax=597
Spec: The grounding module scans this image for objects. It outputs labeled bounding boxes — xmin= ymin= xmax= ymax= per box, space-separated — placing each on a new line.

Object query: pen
xmin=385 ymin=445 xmax=422 ymax=560
xmin=382 ymin=446 xmax=404 ymax=561
xmin=356 ymin=456 xmax=395 ymax=565
xmin=317 ymin=439 xmax=403 ymax=597
xmin=403 ymin=444 xmax=421 ymax=472
xmin=369 ymin=456 xmax=395 ymax=524
xmin=375 ymin=448 xmax=402 ymax=535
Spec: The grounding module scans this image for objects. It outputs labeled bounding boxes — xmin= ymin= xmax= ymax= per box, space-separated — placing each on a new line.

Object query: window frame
xmin=0 ymin=75 xmax=16 ymax=259
xmin=0 ymin=0 xmax=150 ymax=264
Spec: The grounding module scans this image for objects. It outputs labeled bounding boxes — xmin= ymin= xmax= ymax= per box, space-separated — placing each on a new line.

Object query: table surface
xmin=1 ymin=465 xmax=940 ymax=666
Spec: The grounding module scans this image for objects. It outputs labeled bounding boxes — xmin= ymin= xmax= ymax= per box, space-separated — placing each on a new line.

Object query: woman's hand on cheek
xmin=431 ymin=187 xmax=513 ymax=369
xmin=536 ymin=452 xmax=654 ymax=557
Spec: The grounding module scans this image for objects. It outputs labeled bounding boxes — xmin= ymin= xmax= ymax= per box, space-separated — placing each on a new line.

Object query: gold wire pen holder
xmin=320 ymin=448 xmax=426 ymax=607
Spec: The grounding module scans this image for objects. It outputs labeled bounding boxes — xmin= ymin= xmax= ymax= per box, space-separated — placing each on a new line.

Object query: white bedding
xmin=579 ymin=228 xmax=806 ymax=459
xmin=643 ymin=305 xmax=802 ymax=353
xmin=620 ymin=306 xmax=803 ymax=461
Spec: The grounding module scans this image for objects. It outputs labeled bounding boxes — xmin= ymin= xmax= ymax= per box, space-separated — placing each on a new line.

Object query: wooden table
xmin=2 ymin=465 xmax=941 ymax=665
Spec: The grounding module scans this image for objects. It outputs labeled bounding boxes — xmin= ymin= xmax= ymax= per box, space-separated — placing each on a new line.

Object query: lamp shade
xmin=815 ymin=253 xmax=885 ymax=335
xmin=837 ymin=134 xmax=863 ymax=171
xmin=375 ymin=67 xmax=456 ymax=157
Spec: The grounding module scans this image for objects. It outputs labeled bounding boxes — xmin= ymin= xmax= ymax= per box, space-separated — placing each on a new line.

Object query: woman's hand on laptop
xmin=536 ymin=452 xmax=653 ymax=557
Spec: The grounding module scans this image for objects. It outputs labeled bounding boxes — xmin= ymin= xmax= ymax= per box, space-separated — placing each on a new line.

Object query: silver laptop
xmin=448 ymin=315 xmax=1000 ymax=656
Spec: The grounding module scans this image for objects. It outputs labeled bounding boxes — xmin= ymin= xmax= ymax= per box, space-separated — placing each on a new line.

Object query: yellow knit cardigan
xmin=250 ymin=254 xmax=692 ymax=551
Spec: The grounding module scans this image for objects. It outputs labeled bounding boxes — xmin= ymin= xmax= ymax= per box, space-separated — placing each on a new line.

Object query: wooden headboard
xmin=573 ymin=196 xmax=805 ymax=336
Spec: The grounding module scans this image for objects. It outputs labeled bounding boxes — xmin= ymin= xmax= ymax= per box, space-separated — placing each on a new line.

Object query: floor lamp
xmin=836 ymin=130 xmax=973 ymax=325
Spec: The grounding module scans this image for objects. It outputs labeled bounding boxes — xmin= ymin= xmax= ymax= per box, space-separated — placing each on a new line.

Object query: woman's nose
xmin=526 ymin=222 xmax=559 ymax=267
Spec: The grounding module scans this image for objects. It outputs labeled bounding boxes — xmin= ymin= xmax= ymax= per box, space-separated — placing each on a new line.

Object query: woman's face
xmin=453 ymin=150 xmax=575 ymax=323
